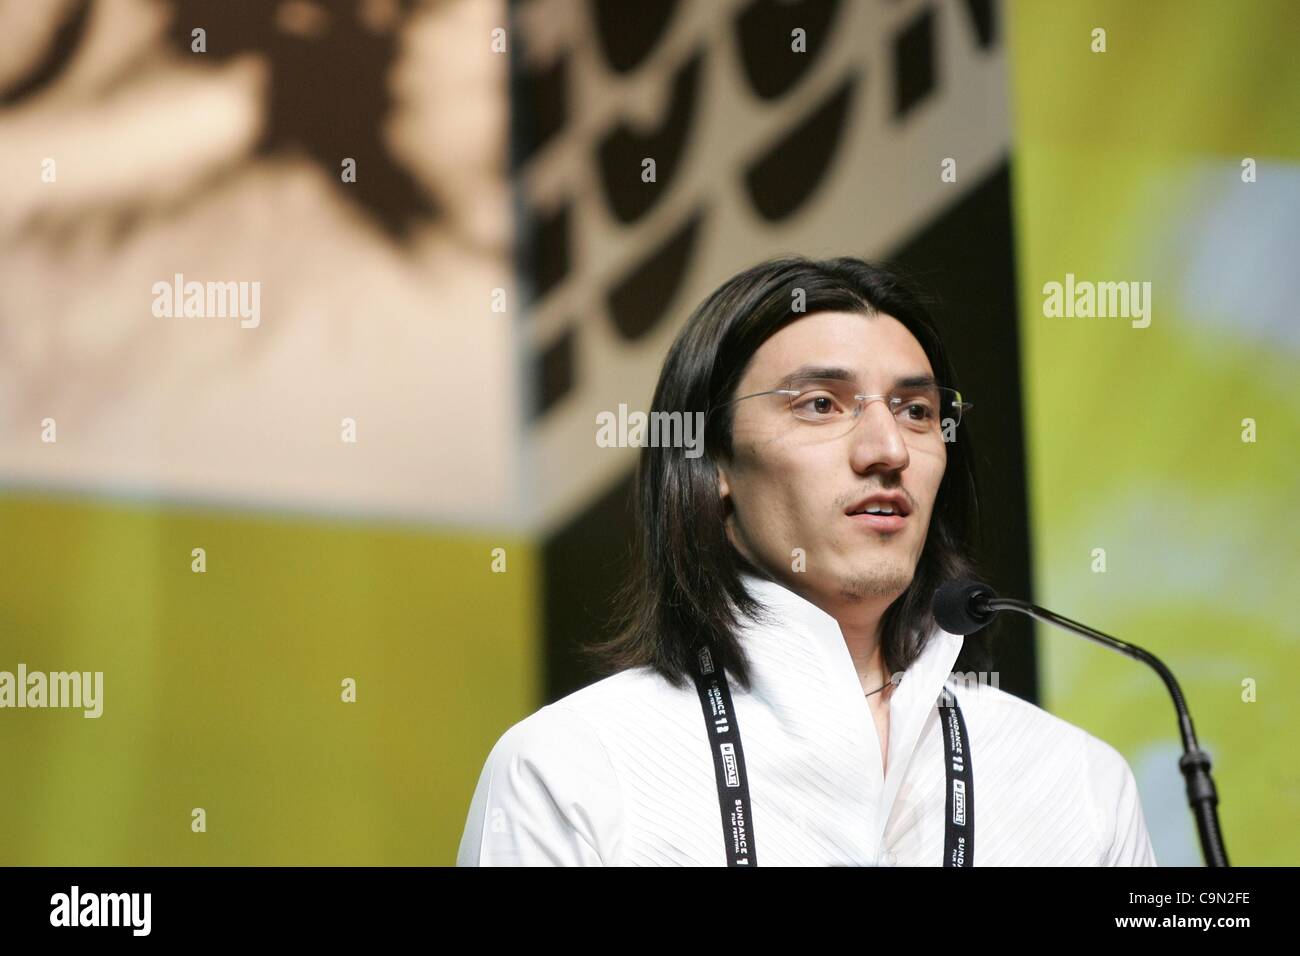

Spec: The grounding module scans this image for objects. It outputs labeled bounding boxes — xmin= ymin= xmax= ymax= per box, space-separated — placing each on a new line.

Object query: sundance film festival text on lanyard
xmin=691 ymin=645 xmax=974 ymax=866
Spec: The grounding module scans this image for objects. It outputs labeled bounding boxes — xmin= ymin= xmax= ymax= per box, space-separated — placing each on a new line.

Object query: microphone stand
xmin=980 ymin=594 xmax=1229 ymax=867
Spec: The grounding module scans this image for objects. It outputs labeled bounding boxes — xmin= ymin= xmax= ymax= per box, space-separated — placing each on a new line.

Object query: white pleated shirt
xmin=457 ymin=574 xmax=1158 ymax=866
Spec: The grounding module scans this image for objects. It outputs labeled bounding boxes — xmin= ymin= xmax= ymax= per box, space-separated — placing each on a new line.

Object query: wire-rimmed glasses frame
xmin=708 ymin=377 xmax=973 ymax=439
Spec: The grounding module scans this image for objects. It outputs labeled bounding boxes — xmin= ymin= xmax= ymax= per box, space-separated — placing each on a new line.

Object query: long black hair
xmin=582 ymin=255 xmax=991 ymax=691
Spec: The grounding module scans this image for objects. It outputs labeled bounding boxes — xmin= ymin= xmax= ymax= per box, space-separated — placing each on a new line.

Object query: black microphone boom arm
xmin=952 ymin=585 xmax=1229 ymax=867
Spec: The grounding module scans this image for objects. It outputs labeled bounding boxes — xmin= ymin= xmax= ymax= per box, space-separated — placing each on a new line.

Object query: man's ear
xmin=716 ymin=464 xmax=733 ymax=514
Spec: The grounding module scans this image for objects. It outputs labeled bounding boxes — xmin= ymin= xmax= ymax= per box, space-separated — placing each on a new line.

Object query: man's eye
xmin=901 ymin=402 xmax=934 ymax=421
xmin=798 ymin=394 xmax=840 ymax=416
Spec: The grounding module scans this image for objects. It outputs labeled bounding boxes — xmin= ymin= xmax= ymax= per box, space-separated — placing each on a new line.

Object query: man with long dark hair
xmin=458 ymin=255 xmax=1156 ymax=867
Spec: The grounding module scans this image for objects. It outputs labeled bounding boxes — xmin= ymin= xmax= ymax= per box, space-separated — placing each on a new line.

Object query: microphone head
xmin=933 ymin=579 xmax=998 ymax=635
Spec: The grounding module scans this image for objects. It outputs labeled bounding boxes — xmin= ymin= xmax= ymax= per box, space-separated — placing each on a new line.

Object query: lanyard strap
xmin=939 ymin=685 xmax=974 ymax=866
xmin=692 ymin=646 xmax=974 ymax=866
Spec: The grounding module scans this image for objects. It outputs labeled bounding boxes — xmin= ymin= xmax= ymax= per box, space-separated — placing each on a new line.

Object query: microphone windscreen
xmin=933 ymin=579 xmax=997 ymax=635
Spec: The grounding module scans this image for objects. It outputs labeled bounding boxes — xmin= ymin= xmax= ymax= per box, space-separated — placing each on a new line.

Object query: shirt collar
xmin=734 ymin=569 xmax=967 ymax=840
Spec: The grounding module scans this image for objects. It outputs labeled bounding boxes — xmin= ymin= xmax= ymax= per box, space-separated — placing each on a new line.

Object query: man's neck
xmin=837 ymin=609 xmax=893 ymax=697
xmin=796 ymin=579 xmax=895 ymax=694
xmin=748 ymin=566 xmax=899 ymax=696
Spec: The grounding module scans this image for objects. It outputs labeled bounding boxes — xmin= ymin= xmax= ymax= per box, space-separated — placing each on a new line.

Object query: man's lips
xmin=847 ymin=511 xmax=907 ymax=533
xmin=845 ymin=491 xmax=912 ymax=533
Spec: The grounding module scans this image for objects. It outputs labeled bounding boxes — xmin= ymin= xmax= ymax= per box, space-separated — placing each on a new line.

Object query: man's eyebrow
xmin=894 ymin=374 xmax=938 ymax=388
xmin=775 ymin=366 xmax=938 ymax=389
xmin=775 ymin=365 xmax=858 ymax=387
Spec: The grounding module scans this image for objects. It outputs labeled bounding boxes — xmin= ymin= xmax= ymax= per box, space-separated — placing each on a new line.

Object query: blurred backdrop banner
xmin=0 ymin=0 xmax=1296 ymax=865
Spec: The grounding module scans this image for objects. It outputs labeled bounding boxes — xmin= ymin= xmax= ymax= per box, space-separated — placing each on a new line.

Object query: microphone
xmin=933 ymin=578 xmax=1229 ymax=867
xmin=933 ymin=579 xmax=997 ymax=635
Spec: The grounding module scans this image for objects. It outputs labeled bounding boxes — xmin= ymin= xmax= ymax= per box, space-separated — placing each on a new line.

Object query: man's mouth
xmin=846 ymin=493 xmax=911 ymax=532
xmin=847 ymin=510 xmax=907 ymax=532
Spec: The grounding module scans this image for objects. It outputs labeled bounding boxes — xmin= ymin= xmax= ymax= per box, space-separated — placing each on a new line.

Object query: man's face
xmin=716 ymin=310 xmax=948 ymax=612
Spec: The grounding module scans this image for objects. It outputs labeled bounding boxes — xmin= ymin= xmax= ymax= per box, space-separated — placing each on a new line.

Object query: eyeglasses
xmin=711 ymin=377 xmax=972 ymax=441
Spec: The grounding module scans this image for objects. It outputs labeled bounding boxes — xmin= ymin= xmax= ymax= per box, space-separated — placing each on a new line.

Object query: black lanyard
xmin=692 ymin=644 xmax=974 ymax=866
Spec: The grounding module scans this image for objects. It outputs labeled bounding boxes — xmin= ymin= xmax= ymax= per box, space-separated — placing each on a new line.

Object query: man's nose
xmin=847 ymin=399 xmax=910 ymax=473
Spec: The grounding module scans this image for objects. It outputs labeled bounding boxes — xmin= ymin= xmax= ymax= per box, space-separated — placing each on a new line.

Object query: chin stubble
xmin=839 ymin=566 xmax=912 ymax=601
